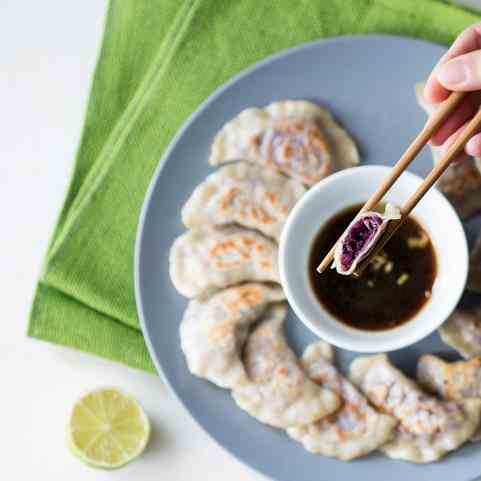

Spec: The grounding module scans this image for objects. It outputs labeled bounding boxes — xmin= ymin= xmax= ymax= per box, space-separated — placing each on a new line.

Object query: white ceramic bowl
xmin=279 ymin=165 xmax=468 ymax=352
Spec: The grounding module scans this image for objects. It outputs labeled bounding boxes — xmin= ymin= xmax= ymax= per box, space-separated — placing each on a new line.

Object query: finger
xmin=466 ymin=133 xmax=481 ymax=157
xmin=424 ymin=79 xmax=451 ymax=104
xmin=425 ymin=47 xmax=458 ymax=102
xmin=438 ymin=115 xmax=481 ymax=161
xmin=441 ymin=123 xmax=465 ymax=153
xmin=437 ymin=50 xmax=481 ymax=91
xmin=440 ymin=122 xmax=469 ymax=163
xmin=424 ymin=22 xmax=481 ymax=102
xmin=430 ymin=92 xmax=481 ymax=145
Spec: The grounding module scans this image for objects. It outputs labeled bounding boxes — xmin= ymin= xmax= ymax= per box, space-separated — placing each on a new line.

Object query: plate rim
xmin=134 ymin=33 xmax=453 ymax=480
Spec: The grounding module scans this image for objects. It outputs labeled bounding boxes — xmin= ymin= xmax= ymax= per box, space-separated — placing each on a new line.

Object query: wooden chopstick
xmin=354 ymin=103 xmax=481 ymax=276
xmin=316 ymin=90 xmax=467 ymax=274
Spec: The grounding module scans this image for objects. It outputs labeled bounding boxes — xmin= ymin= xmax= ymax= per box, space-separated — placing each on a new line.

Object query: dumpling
xmin=180 ymin=283 xmax=285 ymax=389
xmin=418 ymin=355 xmax=481 ymax=441
xmin=418 ymin=355 xmax=481 ymax=400
xmin=415 ymin=83 xmax=481 ymax=220
xmin=169 ymin=226 xmax=279 ymax=298
xmin=332 ymin=203 xmax=401 ymax=275
xmin=231 ymin=306 xmax=340 ymax=428
xmin=436 ymin=160 xmax=481 ymax=220
xmin=468 ymin=233 xmax=481 ymax=294
xmin=209 ymin=100 xmax=359 ymax=186
xmin=439 ymin=304 xmax=481 ymax=359
xmin=181 ymin=162 xmax=306 ymax=240
xmin=287 ymin=342 xmax=397 ymax=460
xmin=350 ymin=354 xmax=481 ymax=463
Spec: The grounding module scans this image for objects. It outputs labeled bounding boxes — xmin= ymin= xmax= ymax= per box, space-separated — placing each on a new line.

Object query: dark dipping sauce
xmin=309 ymin=204 xmax=437 ymax=331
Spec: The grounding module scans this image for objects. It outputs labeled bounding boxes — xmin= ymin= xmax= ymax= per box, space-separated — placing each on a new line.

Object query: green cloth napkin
xmin=28 ymin=0 xmax=480 ymax=373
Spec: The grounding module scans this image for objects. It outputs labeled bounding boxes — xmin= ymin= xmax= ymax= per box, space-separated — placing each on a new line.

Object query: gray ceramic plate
xmin=135 ymin=35 xmax=481 ymax=481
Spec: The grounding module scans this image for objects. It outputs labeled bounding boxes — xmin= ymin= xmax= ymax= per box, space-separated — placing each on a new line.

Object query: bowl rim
xmin=279 ymin=165 xmax=469 ymax=352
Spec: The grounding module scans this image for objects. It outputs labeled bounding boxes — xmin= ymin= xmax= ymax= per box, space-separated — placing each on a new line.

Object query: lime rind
xmin=67 ymin=387 xmax=150 ymax=469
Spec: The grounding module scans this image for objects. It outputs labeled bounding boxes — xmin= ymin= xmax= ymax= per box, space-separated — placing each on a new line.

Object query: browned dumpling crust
xmin=350 ymin=354 xmax=481 ymax=463
xmin=287 ymin=343 xmax=397 ymax=460
xmin=180 ymin=283 xmax=285 ymax=389
xmin=181 ymin=162 xmax=306 ymax=240
xmin=418 ymin=355 xmax=481 ymax=400
xmin=170 ymin=226 xmax=279 ymax=298
xmin=231 ymin=306 xmax=340 ymax=428
xmin=209 ymin=100 xmax=359 ymax=186
xmin=418 ymin=355 xmax=481 ymax=441
xmin=439 ymin=304 xmax=481 ymax=359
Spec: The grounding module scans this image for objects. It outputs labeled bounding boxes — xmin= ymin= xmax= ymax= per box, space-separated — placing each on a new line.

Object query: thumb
xmin=437 ymin=50 xmax=481 ymax=91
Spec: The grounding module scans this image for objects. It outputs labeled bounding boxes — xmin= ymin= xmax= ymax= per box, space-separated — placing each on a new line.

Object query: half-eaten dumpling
xmin=209 ymin=100 xmax=359 ymax=186
xmin=439 ymin=304 xmax=481 ymax=359
xmin=181 ymin=162 xmax=306 ymax=240
xmin=332 ymin=203 xmax=401 ymax=275
xmin=350 ymin=354 xmax=481 ymax=463
xmin=180 ymin=283 xmax=285 ymax=389
xmin=170 ymin=226 xmax=279 ymax=298
xmin=287 ymin=342 xmax=397 ymax=460
xmin=231 ymin=306 xmax=340 ymax=428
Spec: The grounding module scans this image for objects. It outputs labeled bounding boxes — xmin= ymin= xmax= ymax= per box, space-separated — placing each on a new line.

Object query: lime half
xmin=67 ymin=387 xmax=150 ymax=469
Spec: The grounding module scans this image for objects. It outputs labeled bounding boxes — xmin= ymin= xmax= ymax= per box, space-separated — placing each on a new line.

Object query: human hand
xmin=424 ymin=22 xmax=481 ymax=158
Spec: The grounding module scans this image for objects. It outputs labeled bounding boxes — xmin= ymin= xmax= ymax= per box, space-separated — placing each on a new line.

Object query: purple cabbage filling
xmin=340 ymin=214 xmax=383 ymax=271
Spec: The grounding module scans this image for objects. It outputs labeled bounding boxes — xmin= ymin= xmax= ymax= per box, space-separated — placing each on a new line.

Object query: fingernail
xmin=438 ymin=59 xmax=467 ymax=87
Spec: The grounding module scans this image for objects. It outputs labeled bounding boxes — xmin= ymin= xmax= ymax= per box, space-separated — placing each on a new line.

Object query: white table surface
xmin=0 ymin=1 xmax=263 ymax=479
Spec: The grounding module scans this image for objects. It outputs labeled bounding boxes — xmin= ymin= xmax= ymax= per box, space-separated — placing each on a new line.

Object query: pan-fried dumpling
xmin=231 ymin=306 xmax=340 ymax=428
xmin=439 ymin=304 xmax=481 ymax=359
xmin=435 ymin=160 xmax=481 ymax=220
xmin=181 ymin=162 xmax=306 ymax=240
xmin=170 ymin=226 xmax=279 ymax=298
xmin=415 ymin=83 xmax=481 ymax=220
xmin=332 ymin=203 xmax=401 ymax=275
xmin=209 ymin=100 xmax=359 ymax=186
xmin=180 ymin=283 xmax=285 ymax=389
xmin=468 ymin=233 xmax=481 ymax=294
xmin=418 ymin=355 xmax=481 ymax=400
xmin=418 ymin=355 xmax=481 ymax=441
xmin=350 ymin=354 xmax=481 ymax=463
xmin=287 ymin=343 xmax=397 ymax=460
